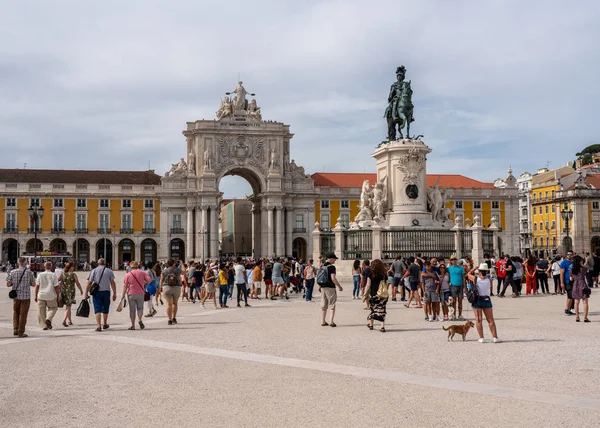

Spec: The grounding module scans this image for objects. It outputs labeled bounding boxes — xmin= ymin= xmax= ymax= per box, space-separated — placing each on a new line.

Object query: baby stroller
xmin=290 ymin=275 xmax=304 ymax=294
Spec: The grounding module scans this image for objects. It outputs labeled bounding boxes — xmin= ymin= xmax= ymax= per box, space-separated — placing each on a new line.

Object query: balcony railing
xmin=3 ymin=226 xmax=18 ymax=233
xmin=74 ymin=228 xmax=88 ymax=234
xmin=170 ymin=227 xmax=184 ymax=234
xmin=120 ymin=228 xmax=133 ymax=234
xmin=142 ymin=228 xmax=156 ymax=234
xmin=592 ymin=227 xmax=600 ymax=233
xmin=28 ymin=227 xmax=41 ymax=233
xmin=51 ymin=228 xmax=65 ymax=233
xmin=97 ymin=228 xmax=111 ymax=234
xmin=293 ymin=227 xmax=306 ymax=233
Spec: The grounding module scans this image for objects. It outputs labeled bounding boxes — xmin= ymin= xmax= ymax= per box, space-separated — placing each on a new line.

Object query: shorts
xmin=272 ymin=276 xmax=284 ymax=286
xmin=264 ymin=279 xmax=273 ymax=286
xmin=450 ymin=286 xmax=463 ymax=300
xmin=254 ymin=281 xmax=262 ymax=291
xmin=92 ymin=290 xmax=111 ymax=314
xmin=393 ymin=276 xmax=403 ymax=287
xmin=566 ymin=283 xmax=573 ymax=299
xmin=387 ymin=276 xmax=395 ymax=285
xmin=320 ymin=287 xmax=337 ymax=310
xmin=162 ymin=285 xmax=181 ymax=302
xmin=472 ymin=296 xmax=493 ymax=309
xmin=205 ymin=282 xmax=216 ymax=293
xmin=442 ymin=290 xmax=450 ymax=302
xmin=409 ymin=281 xmax=419 ymax=291
xmin=424 ymin=291 xmax=440 ymax=303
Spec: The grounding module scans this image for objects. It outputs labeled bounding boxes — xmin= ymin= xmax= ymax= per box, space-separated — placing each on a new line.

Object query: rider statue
xmin=384 ymin=65 xmax=414 ymax=141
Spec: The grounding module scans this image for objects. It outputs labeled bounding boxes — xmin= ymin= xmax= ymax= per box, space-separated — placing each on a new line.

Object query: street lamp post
xmin=27 ymin=205 xmax=44 ymax=277
xmin=561 ymin=208 xmax=574 ymax=252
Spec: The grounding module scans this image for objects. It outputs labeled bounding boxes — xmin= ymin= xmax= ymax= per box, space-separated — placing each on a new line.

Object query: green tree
xmin=576 ymin=144 xmax=600 ymax=166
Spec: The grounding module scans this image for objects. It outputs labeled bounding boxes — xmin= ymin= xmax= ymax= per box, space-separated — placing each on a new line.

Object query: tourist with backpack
xmin=317 ymin=253 xmax=343 ymax=327
xmin=160 ymin=259 xmax=182 ymax=325
xmin=467 ymin=263 xmax=500 ymax=343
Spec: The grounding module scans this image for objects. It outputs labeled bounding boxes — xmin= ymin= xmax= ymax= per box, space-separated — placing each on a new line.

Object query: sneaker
xmin=152 ymin=309 xmax=157 ymax=316
xmin=478 ymin=338 xmax=485 ymax=343
xmin=435 ymin=316 xmax=441 ymax=322
xmin=492 ymin=337 xmax=502 ymax=343
xmin=424 ymin=317 xmax=429 ymax=321
xmin=172 ymin=318 xmax=178 ymax=324
xmin=45 ymin=319 xmax=52 ymax=330
xmin=565 ymin=309 xmax=575 ymax=316
xmin=457 ymin=316 xmax=465 ymax=321
xmin=428 ymin=316 xmax=434 ymax=322
xmin=168 ymin=320 xmax=173 ymax=325
xmin=443 ymin=315 xmax=448 ymax=321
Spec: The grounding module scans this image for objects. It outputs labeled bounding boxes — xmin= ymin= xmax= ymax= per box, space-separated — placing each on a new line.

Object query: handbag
xmin=89 ymin=267 xmax=106 ymax=296
xmin=57 ymin=293 xmax=64 ymax=308
xmin=76 ymin=298 xmax=90 ymax=318
xmin=8 ymin=270 xmax=24 ymax=299
xmin=116 ymin=296 xmax=125 ymax=312
xmin=583 ymin=287 xmax=592 ymax=298
xmin=376 ymin=280 xmax=389 ymax=300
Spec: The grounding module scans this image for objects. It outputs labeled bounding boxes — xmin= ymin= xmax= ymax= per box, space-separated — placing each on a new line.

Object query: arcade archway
xmin=141 ymin=239 xmax=157 ymax=265
xmin=292 ymin=237 xmax=307 ymax=261
xmin=118 ymin=239 xmax=135 ymax=264
xmin=49 ymin=238 xmax=67 ymax=254
xmin=96 ymin=238 xmax=113 ymax=267
xmin=73 ymin=239 xmax=90 ymax=262
xmin=26 ymin=238 xmax=43 ymax=253
xmin=170 ymin=238 xmax=185 ymax=261
xmin=2 ymin=238 xmax=20 ymax=263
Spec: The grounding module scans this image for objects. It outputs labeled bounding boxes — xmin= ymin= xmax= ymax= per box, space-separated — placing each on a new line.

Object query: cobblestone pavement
xmin=1 ymin=271 xmax=598 ymax=427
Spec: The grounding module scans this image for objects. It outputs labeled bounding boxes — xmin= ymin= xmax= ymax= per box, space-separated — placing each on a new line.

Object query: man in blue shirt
xmin=447 ymin=255 xmax=465 ymax=321
xmin=560 ymin=251 xmax=574 ymax=315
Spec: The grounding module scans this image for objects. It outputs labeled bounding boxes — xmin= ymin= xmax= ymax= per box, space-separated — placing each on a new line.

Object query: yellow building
xmin=0 ymin=169 xmax=161 ymax=266
xmin=530 ymin=166 xmax=574 ymax=256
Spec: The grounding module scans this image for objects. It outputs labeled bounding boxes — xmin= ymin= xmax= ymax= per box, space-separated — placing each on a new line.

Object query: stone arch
xmin=170 ymin=238 xmax=185 ymax=260
xmin=49 ymin=238 xmax=68 ymax=254
xmin=217 ymin=164 xmax=265 ymax=196
xmin=592 ymin=236 xmax=600 ymax=255
xmin=118 ymin=238 xmax=136 ymax=264
xmin=140 ymin=238 xmax=157 ymax=265
xmin=95 ymin=238 xmax=113 ymax=266
xmin=2 ymin=238 xmax=20 ymax=263
xmin=26 ymin=238 xmax=43 ymax=253
xmin=292 ymin=237 xmax=307 ymax=261
xmin=73 ymin=238 xmax=90 ymax=262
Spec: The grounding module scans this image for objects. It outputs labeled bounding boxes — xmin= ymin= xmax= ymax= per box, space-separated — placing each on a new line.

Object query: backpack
xmin=376 ymin=280 xmax=389 ymax=300
xmin=466 ymin=281 xmax=479 ymax=304
xmin=316 ymin=265 xmax=331 ymax=286
xmin=165 ymin=269 xmax=179 ymax=287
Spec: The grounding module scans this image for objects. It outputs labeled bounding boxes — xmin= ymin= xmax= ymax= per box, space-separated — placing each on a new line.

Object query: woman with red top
xmin=525 ymin=256 xmax=537 ymax=295
xmin=122 ymin=261 xmax=151 ymax=330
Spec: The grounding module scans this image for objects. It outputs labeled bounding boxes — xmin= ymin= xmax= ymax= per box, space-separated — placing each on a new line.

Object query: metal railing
xmin=292 ymin=228 xmax=306 ymax=233
xmin=460 ymin=230 xmax=473 ymax=254
xmin=51 ymin=228 xmax=65 ymax=233
xmin=120 ymin=228 xmax=133 ymax=234
xmin=382 ymin=229 xmax=455 ymax=260
xmin=3 ymin=226 xmax=18 ymax=233
xmin=482 ymin=230 xmax=494 ymax=256
xmin=343 ymin=230 xmax=372 ymax=260
xmin=142 ymin=228 xmax=156 ymax=234
xmin=170 ymin=227 xmax=184 ymax=234
xmin=320 ymin=233 xmax=335 ymax=257
xmin=97 ymin=228 xmax=111 ymax=234
xmin=28 ymin=227 xmax=41 ymax=233
xmin=74 ymin=228 xmax=88 ymax=233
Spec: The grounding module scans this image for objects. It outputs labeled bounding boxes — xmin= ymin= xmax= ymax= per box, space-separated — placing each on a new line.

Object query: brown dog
xmin=442 ymin=321 xmax=475 ymax=341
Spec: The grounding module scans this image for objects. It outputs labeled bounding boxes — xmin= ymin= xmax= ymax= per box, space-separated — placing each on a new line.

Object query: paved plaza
xmin=0 ymin=271 xmax=598 ymax=428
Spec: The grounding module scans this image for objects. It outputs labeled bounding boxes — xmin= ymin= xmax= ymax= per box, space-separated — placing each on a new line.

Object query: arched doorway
xmin=73 ymin=239 xmax=90 ymax=262
xmin=562 ymin=236 xmax=573 ymax=253
xmin=170 ymin=238 xmax=185 ymax=260
xmin=141 ymin=239 xmax=157 ymax=265
xmin=96 ymin=238 xmax=113 ymax=267
xmin=49 ymin=238 xmax=67 ymax=254
xmin=118 ymin=239 xmax=135 ymax=264
xmin=26 ymin=238 xmax=43 ymax=253
xmin=292 ymin=237 xmax=307 ymax=261
xmin=2 ymin=239 xmax=20 ymax=263
xmin=592 ymin=236 xmax=600 ymax=255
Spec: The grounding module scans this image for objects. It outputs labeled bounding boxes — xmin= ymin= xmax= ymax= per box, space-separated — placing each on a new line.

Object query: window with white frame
xmin=474 ymin=201 xmax=481 ymax=209
xmin=545 ymin=205 xmax=549 ymax=214
xmin=6 ymin=213 xmax=16 ymax=229
xmin=340 ymin=214 xmax=350 ymax=227
xmin=144 ymin=214 xmax=154 ymax=229
xmin=6 ymin=198 xmax=16 ymax=207
xmin=533 ymin=207 xmax=537 ymax=215
xmin=341 ymin=200 xmax=349 ymax=209
xmin=100 ymin=199 xmax=109 ymax=208
xmin=144 ymin=199 xmax=154 ymax=209
xmin=76 ymin=198 xmax=86 ymax=208
xmin=320 ymin=214 xmax=330 ymax=230
xmin=492 ymin=201 xmax=499 ymax=209
xmin=53 ymin=198 xmax=63 ymax=208
xmin=172 ymin=214 xmax=182 ymax=230
xmin=122 ymin=213 xmax=132 ymax=230
xmin=122 ymin=199 xmax=132 ymax=209
xmin=534 ymin=237 xmax=538 ymax=247
xmin=30 ymin=198 xmax=40 ymax=207
xmin=454 ymin=201 xmax=463 ymax=209
xmin=295 ymin=214 xmax=304 ymax=230
xmin=534 ymin=223 xmax=537 ymax=231
xmin=545 ymin=221 xmax=549 ymax=231
xmin=76 ymin=213 xmax=87 ymax=229
xmin=53 ymin=213 xmax=63 ymax=230
xmin=321 ymin=200 xmax=329 ymax=209
xmin=99 ymin=213 xmax=109 ymax=230
xmin=551 ymin=204 xmax=555 ymax=213
xmin=551 ymin=220 xmax=556 ymax=230
xmin=593 ymin=202 xmax=600 ymax=210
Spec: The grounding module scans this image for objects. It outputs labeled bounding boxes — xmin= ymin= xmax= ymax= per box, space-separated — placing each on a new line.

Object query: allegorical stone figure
xmin=384 ymin=65 xmax=414 ymax=140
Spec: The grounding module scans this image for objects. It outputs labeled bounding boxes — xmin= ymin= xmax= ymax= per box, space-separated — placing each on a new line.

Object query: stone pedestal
xmin=372 ymin=139 xmax=433 ymax=227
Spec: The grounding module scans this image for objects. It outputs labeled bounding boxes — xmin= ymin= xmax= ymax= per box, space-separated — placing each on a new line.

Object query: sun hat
xmin=326 ymin=252 xmax=338 ymax=260
xmin=477 ymin=263 xmax=490 ymax=271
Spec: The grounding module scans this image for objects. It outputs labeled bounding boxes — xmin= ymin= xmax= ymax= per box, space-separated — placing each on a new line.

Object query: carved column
xmin=471 ymin=215 xmax=484 ymax=263
xmin=209 ymin=206 xmax=219 ymax=259
xmin=307 ymin=208 xmax=315 ymax=259
xmin=201 ymin=207 xmax=208 ymax=260
xmin=195 ymin=208 xmax=202 ymax=260
xmin=267 ymin=207 xmax=274 ymax=257
xmin=452 ymin=214 xmax=463 ymax=259
xmin=333 ymin=218 xmax=344 ymax=260
xmin=186 ymin=207 xmax=194 ymax=260
xmin=260 ymin=206 xmax=268 ymax=259
xmin=275 ymin=206 xmax=284 ymax=257
xmin=252 ymin=205 xmax=261 ymax=260
xmin=285 ymin=208 xmax=293 ymax=257
xmin=372 ymin=223 xmax=382 ymax=260
xmin=159 ymin=207 xmax=169 ymax=259
xmin=312 ymin=222 xmax=322 ymax=264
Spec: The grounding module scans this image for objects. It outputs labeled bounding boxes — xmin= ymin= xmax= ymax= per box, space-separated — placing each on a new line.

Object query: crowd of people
xmin=5 ymin=248 xmax=591 ymax=339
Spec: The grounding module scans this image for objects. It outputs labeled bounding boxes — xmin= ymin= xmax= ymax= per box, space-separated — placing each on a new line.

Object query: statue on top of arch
xmin=216 ymin=81 xmax=262 ymax=121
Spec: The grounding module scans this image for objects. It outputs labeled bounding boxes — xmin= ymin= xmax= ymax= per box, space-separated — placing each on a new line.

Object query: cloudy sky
xmin=2 ymin=1 xmax=599 ymax=197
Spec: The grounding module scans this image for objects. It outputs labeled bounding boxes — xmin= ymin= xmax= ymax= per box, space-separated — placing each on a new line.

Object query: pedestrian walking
xmin=122 ymin=261 xmax=150 ymax=330
xmin=6 ymin=257 xmax=36 ymax=338
xmin=84 ymin=258 xmax=117 ymax=332
xmin=570 ymin=255 xmax=591 ymax=322
xmin=561 ymin=252 xmax=575 ymax=316
xmin=363 ymin=259 xmax=389 ymax=332
xmin=160 ymin=259 xmax=182 ymax=325
xmin=304 ymin=259 xmax=316 ymax=301
xmin=58 ymin=262 xmax=83 ymax=327
xmin=318 ymin=253 xmax=343 ymax=327
xmin=351 ymin=259 xmax=361 ymax=300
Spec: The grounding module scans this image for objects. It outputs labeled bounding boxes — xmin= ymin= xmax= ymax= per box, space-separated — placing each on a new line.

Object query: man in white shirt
xmin=234 ymin=257 xmax=249 ymax=307
xmin=35 ymin=261 xmax=60 ymax=330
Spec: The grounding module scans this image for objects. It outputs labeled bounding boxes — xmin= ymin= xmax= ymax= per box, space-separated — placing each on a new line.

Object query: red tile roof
xmin=585 ymin=174 xmax=600 ymax=189
xmin=311 ymin=173 xmax=495 ymax=189
xmin=0 ymin=169 xmax=162 ymax=185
